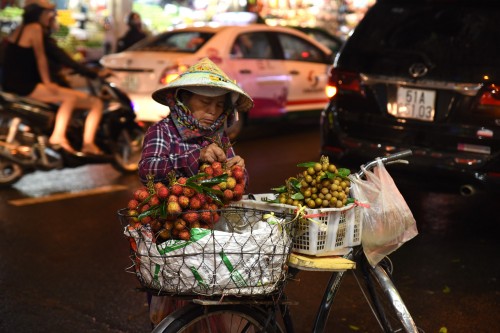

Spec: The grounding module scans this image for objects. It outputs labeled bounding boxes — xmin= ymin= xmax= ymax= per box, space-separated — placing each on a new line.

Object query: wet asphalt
xmin=0 ymin=120 xmax=498 ymax=333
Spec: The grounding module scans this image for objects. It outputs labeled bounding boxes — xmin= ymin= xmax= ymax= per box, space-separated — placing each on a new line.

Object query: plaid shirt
xmin=138 ymin=117 xmax=237 ymax=184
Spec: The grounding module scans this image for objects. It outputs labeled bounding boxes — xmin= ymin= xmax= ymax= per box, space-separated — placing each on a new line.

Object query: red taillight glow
xmin=325 ymin=69 xmax=361 ymax=98
xmin=158 ymin=64 xmax=189 ymax=85
xmin=479 ymin=84 xmax=500 ymax=106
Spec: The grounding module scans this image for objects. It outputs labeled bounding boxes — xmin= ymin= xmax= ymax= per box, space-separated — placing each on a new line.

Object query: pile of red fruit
xmin=124 ymin=162 xmax=246 ymax=243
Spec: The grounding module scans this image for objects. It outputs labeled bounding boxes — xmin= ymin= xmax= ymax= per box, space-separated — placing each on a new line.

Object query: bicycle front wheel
xmin=152 ymin=303 xmax=282 ymax=333
xmin=364 ymin=258 xmax=419 ymax=333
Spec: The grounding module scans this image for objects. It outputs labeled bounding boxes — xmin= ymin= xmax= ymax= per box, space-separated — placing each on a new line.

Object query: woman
xmin=138 ymin=57 xmax=254 ymax=327
xmin=1 ymin=0 xmax=103 ymax=155
xmin=116 ymin=12 xmax=147 ymax=52
xmin=139 ymin=57 xmax=253 ymax=185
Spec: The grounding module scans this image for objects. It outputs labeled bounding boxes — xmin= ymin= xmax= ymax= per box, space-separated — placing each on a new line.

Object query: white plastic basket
xmin=232 ymin=194 xmax=362 ymax=256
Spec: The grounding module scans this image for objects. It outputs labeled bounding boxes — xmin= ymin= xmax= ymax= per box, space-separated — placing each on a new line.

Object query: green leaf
xmin=198 ymin=174 xmax=228 ymax=186
xmin=138 ymin=206 xmax=161 ymax=220
xmin=337 ymin=168 xmax=351 ymax=178
xmin=297 ymin=161 xmax=316 ymax=168
xmin=271 ymin=185 xmax=287 ymax=193
xmin=291 ymin=192 xmax=304 ymax=200
xmin=289 ymin=178 xmax=301 ymax=191
xmin=346 ymin=197 xmax=355 ymax=204
xmin=205 ymin=191 xmax=223 ymax=206
xmin=188 ymin=173 xmax=206 ymax=182
xmin=325 ymin=171 xmax=335 ymax=179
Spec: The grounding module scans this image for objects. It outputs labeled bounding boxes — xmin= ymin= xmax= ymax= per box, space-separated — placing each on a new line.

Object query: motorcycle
xmin=0 ymin=75 xmax=146 ymax=187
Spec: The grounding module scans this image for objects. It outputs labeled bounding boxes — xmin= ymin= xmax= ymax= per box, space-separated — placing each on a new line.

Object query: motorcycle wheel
xmin=0 ymin=156 xmax=24 ymax=187
xmin=111 ymin=127 xmax=144 ymax=173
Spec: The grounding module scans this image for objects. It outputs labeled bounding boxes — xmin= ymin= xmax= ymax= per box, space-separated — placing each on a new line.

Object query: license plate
xmin=392 ymin=87 xmax=436 ymax=121
xmin=121 ymin=74 xmax=140 ymax=92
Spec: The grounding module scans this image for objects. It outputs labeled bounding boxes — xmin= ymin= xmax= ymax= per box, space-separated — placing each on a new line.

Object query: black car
xmin=320 ymin=0 xmax=500 ymax=195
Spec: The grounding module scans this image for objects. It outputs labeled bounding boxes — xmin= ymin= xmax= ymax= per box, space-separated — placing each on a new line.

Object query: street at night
xmin=0 ymin=121 xmax=498 ymax=333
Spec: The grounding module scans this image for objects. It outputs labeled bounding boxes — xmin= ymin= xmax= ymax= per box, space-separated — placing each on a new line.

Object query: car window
xmin=230 ymin=32 xmax=274 ymax=59
xmin=276 ymin=33 xmax=327 ymax=63
xmin=132 ymin=31 xmax=213 ymax=52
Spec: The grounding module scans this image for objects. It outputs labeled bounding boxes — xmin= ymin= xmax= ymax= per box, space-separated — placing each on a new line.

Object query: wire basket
xmin=118 ymin=205 xmax=295 ymax=297
xmin=232 ymin=194 xmax=362 ymax=256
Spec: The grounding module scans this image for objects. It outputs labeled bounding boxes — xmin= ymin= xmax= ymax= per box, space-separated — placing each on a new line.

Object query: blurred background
xmin=0 ymin=0 xmax=373 ymax=62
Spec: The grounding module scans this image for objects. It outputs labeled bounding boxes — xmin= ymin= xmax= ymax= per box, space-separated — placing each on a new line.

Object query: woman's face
xmin=40 ymin=9 xmax=55 ymax=28
xmin=186 ymin=93 xmax=227 ymax=127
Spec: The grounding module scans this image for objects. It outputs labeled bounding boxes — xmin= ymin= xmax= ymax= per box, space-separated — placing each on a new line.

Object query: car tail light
xmin=159 ymin=64 xmax=189 ymax=85
xmin=479 ymin=84 xmax=500 ymax=106
xmin=325 ymin=69 xmax=361 ymax=98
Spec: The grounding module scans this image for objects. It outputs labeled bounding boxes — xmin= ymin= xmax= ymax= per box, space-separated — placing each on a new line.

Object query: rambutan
xmin=226 ymin=177 xmax=236 ymax=189
xmin=171 ymin=184 xmax=183 ymax=196
xmin=189 ymin=196 xmax=202 ymax=210
xmin=134 ymin=187 xmax=149 ymax=202
xmin=156 ymin=186 xmax=169 ymax=200
xmin=183 ymin=211 xmax=200 ymax=225
xmin=178 ymin=195 xmax=190 ymax=209
xmin=149 ymin=195 xmax=160 ymax=206
xmin=167 ymin=201 xmax=182 ymax=216
xmin=223 ymin=189 xmax=234 ymax=201
xmin=174 ymin=218 xmax=187 ymax=230
xmin=167 ymin=195 xmax=179 ymax=203
xmin=178 ymin=229 xmax=191 ymax=241
xmin=182 ymin=186 xmax=196 ymax=198
xmin=127 ymin=199 xmax=139 ymax=210
xmin=177 ymin=177 xmax=188 ymax=185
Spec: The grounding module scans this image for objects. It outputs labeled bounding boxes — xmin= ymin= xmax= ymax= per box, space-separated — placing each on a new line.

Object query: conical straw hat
xmin=152 ymin=57 xmax=254 ymax=112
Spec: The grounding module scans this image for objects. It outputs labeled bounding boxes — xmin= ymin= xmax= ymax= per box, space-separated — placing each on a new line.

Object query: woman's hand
xmin=226 ymin=155 xmax=245 ymax=169
xmin=200 ymin=143 xmax=226 ymax=163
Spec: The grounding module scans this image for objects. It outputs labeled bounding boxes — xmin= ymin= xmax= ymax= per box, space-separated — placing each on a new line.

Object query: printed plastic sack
xmin=124 ymin=215 xmax=290 ymax=296
xmin=349 ymin=159 xmax=418 ymax=266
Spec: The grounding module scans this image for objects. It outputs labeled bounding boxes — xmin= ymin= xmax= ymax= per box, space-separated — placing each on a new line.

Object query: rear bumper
xmin=321 ymin=135 xmax=500 ymax=191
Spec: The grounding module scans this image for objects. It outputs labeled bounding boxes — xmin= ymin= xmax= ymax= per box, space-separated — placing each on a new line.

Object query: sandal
xmin=49 ymin=140 xmax=77 ymax=154
xmin=80 ymin=143 xmax=104 ymax=156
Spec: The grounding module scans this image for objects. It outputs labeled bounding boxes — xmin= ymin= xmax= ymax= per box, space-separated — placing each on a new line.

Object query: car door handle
xmin=289 ymin=70 xmax=300 ymax=75
xmin=239 ymin=69 xmax=252 ymax=74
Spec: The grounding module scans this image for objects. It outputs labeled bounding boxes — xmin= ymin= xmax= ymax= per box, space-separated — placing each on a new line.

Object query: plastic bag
xmin=349 ymin=159 xmax=418 ymax=266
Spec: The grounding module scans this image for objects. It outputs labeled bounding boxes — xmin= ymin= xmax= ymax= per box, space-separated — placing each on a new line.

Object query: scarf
xmin=170 ymin=103 xmax=228 ymax=141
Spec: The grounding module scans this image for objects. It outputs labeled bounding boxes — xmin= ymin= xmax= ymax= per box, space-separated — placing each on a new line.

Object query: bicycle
xmin=121 ymin=150 xmax=419 ymax=333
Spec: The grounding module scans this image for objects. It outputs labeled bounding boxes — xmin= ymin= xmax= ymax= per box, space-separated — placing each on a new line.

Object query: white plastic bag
xmin=349 ymin=159 xmax=418 ymax=266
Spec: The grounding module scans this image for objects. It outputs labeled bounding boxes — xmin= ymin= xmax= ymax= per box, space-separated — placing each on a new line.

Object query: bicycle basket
xmin=118 ymin=204 xmax=295 ymax=296
xmin=232 ymin=194 xmax=362 ymax=256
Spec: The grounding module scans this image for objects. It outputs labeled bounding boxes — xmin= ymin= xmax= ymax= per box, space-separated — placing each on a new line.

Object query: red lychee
xmin=149 ymin=195 xmax=160 ymax=206
xmin=156 ymin=186 xmax=169 ymax=200
xmin=167 ymin=194 xmax=179 ymax=203
xmin=232 ymin=168 xmax=245 ymax=183
xmin=213 ymin=168 xmax=224 ymax=177
xmin=200 ymin=211 xmax=212 ymax=224
xmin=177 ymin=177 xmax=187 ymax=185
xmin=174 ymin=218 xmax=187 ymax=230
xmin=140 ymin=215 xmax=152 ymax=225
xmin=182 ymin=186 xmax=196 ymax=198
xmin=127 ymin=199 xmax=139 ymax=210
xmin=178 ymin=229 xmax=191 ymax=241
xmin=211 ymin=161 xmax=222 ymax=170
xmin=154 ymin=182 xmax=165 ymax=192
xmin=140 ymin=204 xmax=150 ymax=213
xmin=178 ymin=195 xmax=190 ymax=209
xmin=223 ymin=189 xmax=234 ymax=201
xmin=189 ymin=196 xmax=202 ymax=210
xmin=171 ymin=184 xmax=183 ymax=196
xmin=203 ymin=166 xmax=214 ymax=177
xmin=158 ymin=228 xmax=171 ymax=240
xmin=226 ymin=177 xmax=236 ymax=189
xmin=134 ymin=187 xmax=149 ymax=202
xmin=167 ymin=201 xmax=182 ymax=216
xmin=183 ymin=211 xmax=200 ymax=225
xmin=195 ymin=193 xmax=207 ymax=206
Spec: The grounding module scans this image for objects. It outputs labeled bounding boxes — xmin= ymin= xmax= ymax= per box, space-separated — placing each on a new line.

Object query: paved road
xmin=0 ymin=121 xmax=498 ymax=333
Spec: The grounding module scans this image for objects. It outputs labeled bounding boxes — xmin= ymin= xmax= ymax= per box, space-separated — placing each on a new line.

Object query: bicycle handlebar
xmin=355 ymin=149 xmax=412 ymax=179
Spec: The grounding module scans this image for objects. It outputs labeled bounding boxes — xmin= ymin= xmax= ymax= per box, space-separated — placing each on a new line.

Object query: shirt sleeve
xmin=138 ymin=120 xmax=204 ymax=184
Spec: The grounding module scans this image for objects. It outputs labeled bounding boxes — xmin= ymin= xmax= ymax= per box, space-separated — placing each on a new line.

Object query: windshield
xmin=129 ymin=31 xmax=215 ymax=52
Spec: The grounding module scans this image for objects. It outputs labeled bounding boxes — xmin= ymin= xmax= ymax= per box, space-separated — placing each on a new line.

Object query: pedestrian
xmin=43 ymin=11 xmax=111 ymax=88
xmin=116 ymin=12 xmax=147 ymax=52
xmin=137 ymin=57 xmax=254 ymax=326
xmin=1 ymin=0 xmax=104 ymax=155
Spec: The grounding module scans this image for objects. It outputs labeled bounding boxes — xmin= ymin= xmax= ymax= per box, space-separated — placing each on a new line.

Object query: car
xmin=290 ymin=26 xmax=343 ymax=55
xmin=100 ymin=24 xmax=334 ymax=136
xmin=320 ymin=0 xmax=500 ymax=195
